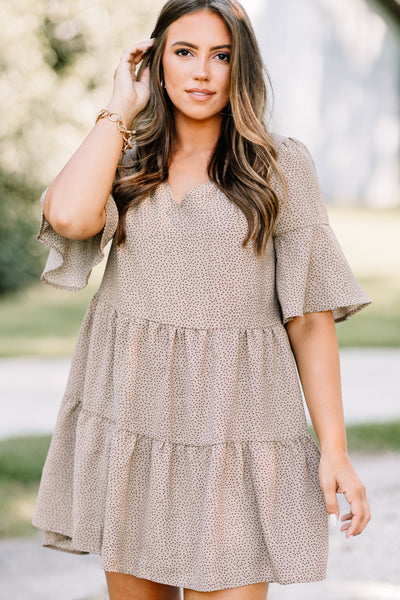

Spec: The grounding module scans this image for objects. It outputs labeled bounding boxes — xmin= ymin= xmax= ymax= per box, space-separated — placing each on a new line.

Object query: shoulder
xmin=268 ymin=132 xmax=329 ymax=234
xmin=269 ymin=132 xmax=316 ymax=175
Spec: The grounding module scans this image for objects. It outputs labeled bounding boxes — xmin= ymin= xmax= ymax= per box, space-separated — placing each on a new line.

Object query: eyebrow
xmin=171 ymin=41 xmax=231 ymax=50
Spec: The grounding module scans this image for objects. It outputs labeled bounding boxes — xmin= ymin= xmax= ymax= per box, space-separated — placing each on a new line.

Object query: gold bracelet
xmin=95 ymin=108 xmax=135 ymax=155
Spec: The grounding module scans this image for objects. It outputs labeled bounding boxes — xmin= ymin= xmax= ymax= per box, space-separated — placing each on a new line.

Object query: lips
xmin=186 ymin=88 xmax=216 ymax=102
xmin=186 ymin=88 xmax=215 ymax=96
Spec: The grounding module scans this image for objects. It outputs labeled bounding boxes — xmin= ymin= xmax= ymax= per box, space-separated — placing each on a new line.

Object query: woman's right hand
xmin=107 ymin=39 xmax=155 ymax=127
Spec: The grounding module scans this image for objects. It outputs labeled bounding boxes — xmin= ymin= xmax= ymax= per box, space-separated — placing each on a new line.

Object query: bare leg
xmin=183 ymin=582 xmax=269 ymax=600
xmin=104 ymin=571 xmax=181 ymax=600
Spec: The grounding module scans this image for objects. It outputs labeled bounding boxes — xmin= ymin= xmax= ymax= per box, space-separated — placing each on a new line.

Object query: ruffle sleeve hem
xmin=36 ymin=188 xmax=119 ymax=292
xmin=274 ymin=223 xmax=371 ymax=324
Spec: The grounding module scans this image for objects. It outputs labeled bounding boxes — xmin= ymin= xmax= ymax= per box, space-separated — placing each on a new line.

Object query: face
xmin=161 ymin=10 xmax=231 ymax=122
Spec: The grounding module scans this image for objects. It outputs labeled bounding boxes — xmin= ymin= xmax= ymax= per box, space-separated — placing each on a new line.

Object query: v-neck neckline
xmin=164 ymin=180 xmax=214 ymax=207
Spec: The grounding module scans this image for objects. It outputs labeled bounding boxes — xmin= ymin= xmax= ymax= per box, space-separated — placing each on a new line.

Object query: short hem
xmin=34 ymin=529 xmax=328 ymax=590
xmin=101 ymin=564 xmax=328 ymax=591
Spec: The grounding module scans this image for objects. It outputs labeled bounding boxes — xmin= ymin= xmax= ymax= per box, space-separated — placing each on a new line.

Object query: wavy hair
xmin=112 ymin=0 xmax=287 ymax=255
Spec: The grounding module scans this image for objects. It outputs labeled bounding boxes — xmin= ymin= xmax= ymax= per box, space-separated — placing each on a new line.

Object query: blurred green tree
xmin=0 ymin=0 xmax=163 ymax=293
xmin=0 ymin=169 xmax=44 ymax=292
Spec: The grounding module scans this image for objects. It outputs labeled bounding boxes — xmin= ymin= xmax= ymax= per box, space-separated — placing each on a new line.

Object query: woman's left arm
xmin=285 ymin=310 xmax=372 ymax=539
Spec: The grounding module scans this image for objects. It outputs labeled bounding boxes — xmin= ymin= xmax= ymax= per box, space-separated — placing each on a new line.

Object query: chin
xmin=190 ymin=112 xmax=223 ymax=122
xmin=174 ymin=104 xmax=225 ymax=121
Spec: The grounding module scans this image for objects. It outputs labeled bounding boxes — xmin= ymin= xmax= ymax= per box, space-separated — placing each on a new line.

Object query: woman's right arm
xmin=44 ymin=39 xmax=155 ymax=241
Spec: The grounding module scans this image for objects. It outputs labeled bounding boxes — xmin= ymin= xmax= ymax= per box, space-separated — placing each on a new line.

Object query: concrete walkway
xmin=1 ymin=348 xmax=399 ymax=441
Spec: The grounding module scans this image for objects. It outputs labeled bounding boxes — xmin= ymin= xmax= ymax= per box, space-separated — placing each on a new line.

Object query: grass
xmin=0 ymin=434 xmax=51 ymax=539
xmin=339 ymin=421 xmax=400 ymax=452
xmin=309 ymin=421 xmax=400 ymax=453
xmin=0 ymin=262 xmax=102 ymax=356
xmin=0 ymin=205 xmax=399 ymax=355
xmin=1 ymin=422 xmax=399 ymax=539
xmin=327 ymin=204 xmax=400 ymax=347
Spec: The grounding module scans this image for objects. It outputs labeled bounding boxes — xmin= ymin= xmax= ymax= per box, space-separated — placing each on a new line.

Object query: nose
xmin=192 ymin=55 xmax=209 ymax=81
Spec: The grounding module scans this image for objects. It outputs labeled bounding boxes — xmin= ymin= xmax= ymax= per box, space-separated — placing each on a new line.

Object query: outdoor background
xmin=0 ymin=1 xmax=399 ymax=599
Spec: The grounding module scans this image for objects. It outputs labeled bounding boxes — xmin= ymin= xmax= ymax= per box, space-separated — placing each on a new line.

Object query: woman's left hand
xmin=318 ymin=450 xmax=372 ymax=539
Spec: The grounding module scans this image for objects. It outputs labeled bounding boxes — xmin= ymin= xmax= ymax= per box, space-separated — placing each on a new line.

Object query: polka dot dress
xmin=31 ymin=133 xmax=371 ymax=591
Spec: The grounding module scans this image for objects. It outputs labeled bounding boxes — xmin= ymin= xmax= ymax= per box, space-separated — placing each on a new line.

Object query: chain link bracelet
xmin=95 ymin=108 xmax=135 ymax=155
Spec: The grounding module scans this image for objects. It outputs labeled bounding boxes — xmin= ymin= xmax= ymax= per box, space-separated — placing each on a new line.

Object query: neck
xmin=172 ymin=109 xmax=222 ymax=155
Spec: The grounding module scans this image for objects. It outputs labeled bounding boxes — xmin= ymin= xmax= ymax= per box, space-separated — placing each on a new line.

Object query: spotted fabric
xmin=31 ymin=133 xmax=371 ymax=591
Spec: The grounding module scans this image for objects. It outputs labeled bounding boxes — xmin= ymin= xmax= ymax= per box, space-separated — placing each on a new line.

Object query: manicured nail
xmin=329 ymin=513 xmax=338 ymax=527
xmin=345 ymin=534 xmax=353 ymax=541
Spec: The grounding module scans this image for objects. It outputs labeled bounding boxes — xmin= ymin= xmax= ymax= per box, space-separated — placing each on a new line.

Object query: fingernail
xmin=329 ymin=513 xmax=338 ymax=527
xmin=345 ymin=534 xmax=353 ymax=541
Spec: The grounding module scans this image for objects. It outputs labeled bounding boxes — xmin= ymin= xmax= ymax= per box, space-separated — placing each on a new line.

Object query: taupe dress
xmin=31 ymin=133 xmax=371 ymax=591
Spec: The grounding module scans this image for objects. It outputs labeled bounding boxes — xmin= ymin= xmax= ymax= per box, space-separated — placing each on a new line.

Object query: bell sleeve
xmin=37 ymin=188 xmax=119 ymax=292
xmin=36 ymin=145 xmax=138 ymax=292
xmin=272 ymin=136 xmax=372 ymax=324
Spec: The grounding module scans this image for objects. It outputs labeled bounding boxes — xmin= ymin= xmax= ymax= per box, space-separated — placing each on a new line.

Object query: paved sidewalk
xmin=1 ymin=348 xmax=400 ymax=441
xmin=0 ymin=451 xmax=399 ymax=600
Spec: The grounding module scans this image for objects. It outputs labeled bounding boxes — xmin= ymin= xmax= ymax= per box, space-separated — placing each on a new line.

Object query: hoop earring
xmin=161 ymin=78 xmax=166 ymax=88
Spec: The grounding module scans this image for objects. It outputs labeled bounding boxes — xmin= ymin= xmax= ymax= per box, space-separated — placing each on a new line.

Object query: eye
xmin=175 ymin=48 xmax=192 ymax=57
xmin=215 ymin=52 xmax=230 ymax=62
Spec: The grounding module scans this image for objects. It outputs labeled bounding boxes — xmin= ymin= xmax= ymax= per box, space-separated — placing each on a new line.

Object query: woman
xmin=32 ymin=1 xmax=372 ymax=598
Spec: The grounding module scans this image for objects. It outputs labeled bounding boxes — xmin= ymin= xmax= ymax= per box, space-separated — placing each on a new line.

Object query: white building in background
xmin=242 ymin=0 xmax=400 ymax=207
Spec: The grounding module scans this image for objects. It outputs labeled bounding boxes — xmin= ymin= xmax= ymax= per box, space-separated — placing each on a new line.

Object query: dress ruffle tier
xmin=34 ymin=397 xmax=328 ymax=588
xmin=32 ymin=133 xmax=371 ymax=591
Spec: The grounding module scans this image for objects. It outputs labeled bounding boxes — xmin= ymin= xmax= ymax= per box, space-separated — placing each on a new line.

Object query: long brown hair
xmin=112 ymin=0 xmax=287 ymax=255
